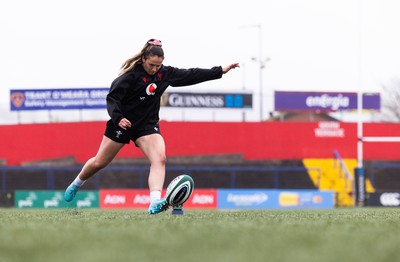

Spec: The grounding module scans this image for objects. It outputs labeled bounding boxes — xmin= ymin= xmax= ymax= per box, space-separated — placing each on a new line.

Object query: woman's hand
xmin=222 ymin=63 xmax=240 ymax=74
xmin=119 ymin=118 xmax=132 ymax=130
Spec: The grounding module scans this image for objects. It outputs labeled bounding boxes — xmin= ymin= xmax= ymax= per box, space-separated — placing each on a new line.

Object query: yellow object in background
xmin=279 ymin=192 xmax=299 ymax=207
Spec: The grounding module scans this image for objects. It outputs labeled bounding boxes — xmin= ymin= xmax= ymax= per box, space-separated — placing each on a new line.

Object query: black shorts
xmin=104 ymin=121 xmax=161 ymax=147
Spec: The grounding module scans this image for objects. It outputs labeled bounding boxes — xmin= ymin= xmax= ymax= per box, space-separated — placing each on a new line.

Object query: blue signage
xmin=274 ymin=91 xmax=380 ymax=111
xmin=218 ymin=189 xmax=277 ymax=209
xmin=218 ymin=189 xmax=334 ymax=209
xmin=10 ymin=88 xmax=109 ymax=111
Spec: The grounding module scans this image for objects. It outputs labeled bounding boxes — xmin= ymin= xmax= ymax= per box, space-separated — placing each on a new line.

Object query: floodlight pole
xmin=357 ymin=92 xmax=363 ymax=170
xmin=355 ymin=91 xmax=365 ymax=207
xmin=240 ymin=24 xmax=269 ymax=122
xmin=257 ymin=24 xmax=264 ymax=122
xmin=355 ymin=0 xmax=365 ymax=207
xmin=254 ymin=25 xmax=270 ymax=121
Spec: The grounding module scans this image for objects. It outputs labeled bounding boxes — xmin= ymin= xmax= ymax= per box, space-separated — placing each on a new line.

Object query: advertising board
xmin=181 ymin=189 xmax=217 ymax=209
xmin=10 ymin=88 xmax=109 ymax=111
xmin=366 ymin=192 xmax=400 ymax=207
xmin=15 ymin=190 xmax=99 ymax=208
xmin=218 ymin=189 xmax=334 ymax=209
xmin=99 ymin=189 xmax=217 ymax=209
xmin=100 ymin=189 xmax=149 ymax=209
xmin=161 ymin=92 xmax=252 ymax=109
xmin=275 ymin=91 xmax=380 ymax=111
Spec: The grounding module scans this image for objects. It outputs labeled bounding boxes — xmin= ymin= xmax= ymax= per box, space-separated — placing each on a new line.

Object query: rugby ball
xmin=165 ymin=174 xmax=194 ymax=206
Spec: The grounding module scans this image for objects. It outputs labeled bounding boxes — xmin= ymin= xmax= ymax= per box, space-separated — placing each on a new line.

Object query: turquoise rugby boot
xmin=148 ymin=199 xmax=169 ymax=214
xmin=64 ymin=183 xmax=79 ymax=202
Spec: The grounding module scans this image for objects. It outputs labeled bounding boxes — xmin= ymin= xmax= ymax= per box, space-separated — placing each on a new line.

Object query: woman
xmin=64 ymin=38 xmax=239 ymax=214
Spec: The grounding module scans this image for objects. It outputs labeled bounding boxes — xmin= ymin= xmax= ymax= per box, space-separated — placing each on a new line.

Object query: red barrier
xmin=1 ymin=121 xmax=400 ymax=165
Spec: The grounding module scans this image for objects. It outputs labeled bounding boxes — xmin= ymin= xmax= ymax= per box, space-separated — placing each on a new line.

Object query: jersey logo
xmin=146 ymin=83 xmax=157 ymax=96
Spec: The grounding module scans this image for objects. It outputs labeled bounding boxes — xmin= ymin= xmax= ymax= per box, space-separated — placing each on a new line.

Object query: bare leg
xmin=65 ymin=136 xmax=124 ymax=202
xmin=78 ymin=136 xmax=125 ymax=180
xmin=135 ymin=134 xmax=166 ymax=192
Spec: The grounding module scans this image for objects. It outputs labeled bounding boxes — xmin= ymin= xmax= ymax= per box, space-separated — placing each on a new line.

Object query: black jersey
xmin=106 ymin=64 xmax=223 ymax=131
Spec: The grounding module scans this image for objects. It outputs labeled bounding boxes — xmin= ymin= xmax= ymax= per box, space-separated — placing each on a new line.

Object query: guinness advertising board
xmin=161 ymin=92 xmax=252 ymax=109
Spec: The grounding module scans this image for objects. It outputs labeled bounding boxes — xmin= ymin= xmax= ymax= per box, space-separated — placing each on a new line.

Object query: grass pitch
xmin=0 ymin=208 xmax=399 ymax=262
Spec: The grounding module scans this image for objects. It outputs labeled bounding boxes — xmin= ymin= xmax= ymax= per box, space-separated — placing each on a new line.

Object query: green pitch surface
xmin=1 ymin=208 xmax=399 ymax=262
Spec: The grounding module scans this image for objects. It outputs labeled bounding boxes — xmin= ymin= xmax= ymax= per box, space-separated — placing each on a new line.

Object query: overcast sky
xmin=1 ymin=0 xmax=400 ymax=123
